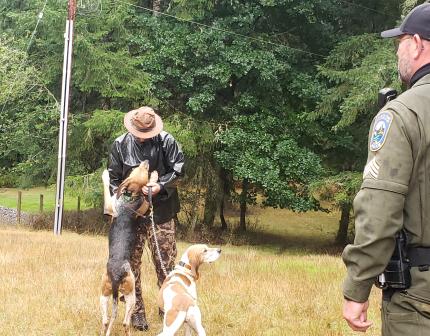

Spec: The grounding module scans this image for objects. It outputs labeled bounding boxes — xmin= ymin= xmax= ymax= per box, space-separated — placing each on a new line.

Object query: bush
xmin=29 ymin=209 xmax=110 ymax=235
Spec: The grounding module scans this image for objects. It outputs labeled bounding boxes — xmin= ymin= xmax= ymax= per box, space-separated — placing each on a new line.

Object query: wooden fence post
xmin=77 ymin=196 xmax=81 ymax=225
xmin=17 ymin=191 xmax=22 ymax=224
xmin=39 ymin=194 xmax=44 ymax=213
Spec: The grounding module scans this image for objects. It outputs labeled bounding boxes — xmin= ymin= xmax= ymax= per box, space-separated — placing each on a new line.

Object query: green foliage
xmin=68 ymin=109 xmax=124 ymax=174
xmin=316 ymin=34 xmax=399 ymax=130
xmin=311 ymin=172 xmax=362 ymax=209
xmin=0 ymin=39 xmax=59 ymax=186
xmin=72 ymin=2 xmax=152 ymax=100
xmin=65 ymin=170 xmax=104 ymax=208
xmin=215 ymin=114 xmax=323 ymax=211
xmin=0 ymin=0 xmax=407 ymax=228
xmin=164 ymin=114 xmax=214 ymax=158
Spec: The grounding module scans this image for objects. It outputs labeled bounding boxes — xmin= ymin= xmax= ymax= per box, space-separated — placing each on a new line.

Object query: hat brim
xmin=381 ymin=27 xmax=404 ymax=38
xmin=124 ymin=110 xmax=163 ymax=139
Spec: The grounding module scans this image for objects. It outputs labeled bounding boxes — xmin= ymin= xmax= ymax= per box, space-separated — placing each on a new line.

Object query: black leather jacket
xmin=108 ymin=131 xmax=185 ymax=224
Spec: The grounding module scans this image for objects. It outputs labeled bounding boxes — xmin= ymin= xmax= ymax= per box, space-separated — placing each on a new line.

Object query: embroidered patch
xmin=370 ymin=112 xmax=393 ymax=152
xmin=363 ymin=157 xmax=380 ymax=179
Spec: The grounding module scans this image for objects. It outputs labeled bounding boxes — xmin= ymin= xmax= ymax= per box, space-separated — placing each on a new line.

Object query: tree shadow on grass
xmin=183 ymin=226 xmax=345 ymax=256
xmin=233 ymin=229 xmax=345 ymax=256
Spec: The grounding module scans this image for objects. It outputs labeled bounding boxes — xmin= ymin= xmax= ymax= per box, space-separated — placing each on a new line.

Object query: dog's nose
xmin=217 ymin=248 xmax=222 ymax=253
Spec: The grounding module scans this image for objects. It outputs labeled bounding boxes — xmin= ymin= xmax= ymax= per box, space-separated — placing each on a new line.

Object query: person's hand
xmin=343 ymin=299 xmax=372 ymax=332
xmin=142 ymin=182 xmax=161 ymax=196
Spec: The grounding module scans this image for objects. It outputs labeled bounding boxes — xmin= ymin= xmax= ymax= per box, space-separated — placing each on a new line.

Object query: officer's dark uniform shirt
xmin=108 ymin=131 xmax=185 ymax=224
xmin=343 ymin=66 xmax=430 ymax=303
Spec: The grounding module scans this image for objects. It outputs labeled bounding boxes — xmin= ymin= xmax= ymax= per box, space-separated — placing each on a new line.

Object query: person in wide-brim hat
xmin=124 ymin=106 xmax=163 ymax=139
xmin=108 ymin=105 xmax=184 ymax=332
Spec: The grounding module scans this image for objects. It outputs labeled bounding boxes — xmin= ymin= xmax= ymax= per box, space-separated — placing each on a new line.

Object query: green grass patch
xmin=0 ymin=187 xmax=90 ymax=213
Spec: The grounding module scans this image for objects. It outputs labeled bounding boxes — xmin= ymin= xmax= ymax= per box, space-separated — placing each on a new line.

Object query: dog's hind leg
xmin=100 ymin=295 xmax=110 ymax=335
xmin=123 ymin=291 xmax=135 ymax=336
xmin=185 ymin=323 xmax=193 ymax=336
xmin=122 ymin=271 xmax=136 ymax=336
xmin=186 ymin=306 xmax=206 ymax=336
xmin=100 ymin=273 xmax=112 ymax=335
xmin=157 ymin=310 xmax=187 ymax=336
xmin=106 ymin=298 xmax=118 ymax=336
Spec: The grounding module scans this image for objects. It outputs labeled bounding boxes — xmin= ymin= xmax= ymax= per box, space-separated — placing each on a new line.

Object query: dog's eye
xmin=203 ymin=249 xmax=207 ymax=252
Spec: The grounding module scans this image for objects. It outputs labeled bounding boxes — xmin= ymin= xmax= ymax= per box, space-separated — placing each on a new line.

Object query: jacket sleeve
xmin=107 ymin=141 xmax=123 ymax=195
xmin=342 ymin=106 xmax=414 ymax=302
xmin=158 ymin=134 xmax=185 ymax=191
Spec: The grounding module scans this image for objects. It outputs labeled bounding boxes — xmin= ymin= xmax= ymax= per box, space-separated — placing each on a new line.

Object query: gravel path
xmin=0 ymin=206 xmax=30 ymax=224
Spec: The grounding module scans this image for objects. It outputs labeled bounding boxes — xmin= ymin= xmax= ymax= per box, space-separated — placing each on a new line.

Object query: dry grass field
xmin=0 ymin=208 xmax=382 ymax=336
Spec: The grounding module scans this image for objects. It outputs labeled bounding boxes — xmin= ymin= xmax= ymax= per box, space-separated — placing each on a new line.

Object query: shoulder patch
xmin=370 ymin=111 xmax=393 ymax=152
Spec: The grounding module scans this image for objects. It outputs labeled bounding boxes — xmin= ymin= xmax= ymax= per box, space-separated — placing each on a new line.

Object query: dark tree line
xmin=0 ymin=0 xmax=418 ymax=238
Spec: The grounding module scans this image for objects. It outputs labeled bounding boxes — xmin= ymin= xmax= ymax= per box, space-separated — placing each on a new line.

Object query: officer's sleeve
xmin=342 ymin=107 xmax=414 ymax=303
xmin=107 ymin=142 xmax=123 ymax=195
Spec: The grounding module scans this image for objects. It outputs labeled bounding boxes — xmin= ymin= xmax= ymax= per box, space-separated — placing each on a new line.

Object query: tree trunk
xmin=153 ymin=0 xmax=161 ymax=15
xmin=202 ymin=162 xmax=218 ymax=228
xmin=219 ymin=168 xmax=229 ymax=230
xmin=220 ymin=195 xmax=227 ymax=230
xmin=189 ymin=165 xmax=203 ymax=233
xmin=203 ymin=186 xmax=217 ymax=228
xmin=239 ymin=179 xmax=248 ymax=232
xmin=336 ymin=203 xmax=351 ymax=244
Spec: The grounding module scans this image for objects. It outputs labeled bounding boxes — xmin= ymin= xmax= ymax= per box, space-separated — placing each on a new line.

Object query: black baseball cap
xmin=381 ymin=3 xmax=430 ymax=40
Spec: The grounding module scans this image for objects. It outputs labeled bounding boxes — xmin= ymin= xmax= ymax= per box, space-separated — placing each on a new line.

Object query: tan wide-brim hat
xmin=124 ymin=106 xmax=163 ymax=139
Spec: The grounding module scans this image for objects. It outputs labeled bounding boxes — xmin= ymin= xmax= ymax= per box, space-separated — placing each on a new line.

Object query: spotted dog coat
xmin=100 ymin=161 xmax=151 ymax=336
xmin=157 ymin=244 xmax=221 ymax=336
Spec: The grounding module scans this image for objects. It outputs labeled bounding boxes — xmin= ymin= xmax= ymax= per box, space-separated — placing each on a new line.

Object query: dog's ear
xmin=188 ymin=247 xmax=204 ymax=280
xmin=116 ymin=179 xmax=129 ymax=199
xmin=191 ymin=264 xmax=200 ymax=280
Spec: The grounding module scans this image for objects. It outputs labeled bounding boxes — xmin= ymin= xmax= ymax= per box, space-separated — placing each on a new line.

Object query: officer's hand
xmin=343 ymin=299 xmax=372 ymax=332
xmin=142 ymin=182 xmax=161 ymax=196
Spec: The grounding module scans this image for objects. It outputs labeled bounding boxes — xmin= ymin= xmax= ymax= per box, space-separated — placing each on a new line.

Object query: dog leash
xmin=148 ymin=186 xmax=168 ymax=278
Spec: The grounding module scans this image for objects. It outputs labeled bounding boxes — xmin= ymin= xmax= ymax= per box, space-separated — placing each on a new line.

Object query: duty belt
xmin=408 ymin=247 xmax=430 ymax=271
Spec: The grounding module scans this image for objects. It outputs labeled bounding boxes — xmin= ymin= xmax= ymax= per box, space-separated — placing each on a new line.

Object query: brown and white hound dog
xmin=157 ymin=244 xmax=221 ymax=336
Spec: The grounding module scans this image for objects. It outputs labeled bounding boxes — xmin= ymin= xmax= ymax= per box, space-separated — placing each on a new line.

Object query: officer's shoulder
xmin=381 ymin=92 xmax=415 ymax=119
xmin=392 ymin=82 xmax=430 ymax=112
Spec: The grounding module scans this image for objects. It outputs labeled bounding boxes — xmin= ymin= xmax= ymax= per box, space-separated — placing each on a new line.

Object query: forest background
xmin=0 ymin=0 xmax=423 ymax=243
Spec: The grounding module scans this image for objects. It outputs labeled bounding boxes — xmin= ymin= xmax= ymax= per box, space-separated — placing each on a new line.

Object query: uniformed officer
xmin=108 ymin=106 xmax=185 ymax=331
xmin=342 ymin=3 xmax=430 ymax=334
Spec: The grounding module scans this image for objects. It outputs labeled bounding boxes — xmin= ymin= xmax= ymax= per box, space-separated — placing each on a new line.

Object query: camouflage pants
xmin=130 ymin=218 xmax=177 ymax=316
xmin=382 ymin=290 xmax=430 ymax=336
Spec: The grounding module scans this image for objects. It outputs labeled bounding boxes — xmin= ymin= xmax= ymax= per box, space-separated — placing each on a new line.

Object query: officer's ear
xmin=412 ymin=34 xmax=425 ymax=58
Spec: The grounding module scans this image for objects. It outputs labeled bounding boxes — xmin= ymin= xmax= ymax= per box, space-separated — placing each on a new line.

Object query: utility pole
xmin=54 ymin=0 xmax=77 ymax=235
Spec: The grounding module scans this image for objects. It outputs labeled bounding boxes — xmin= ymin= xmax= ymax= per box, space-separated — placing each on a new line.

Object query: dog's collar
xmin=178 ymin=261 xmax=192 ymax=271
xmin=174 ymin=261 xmax=198 ymax=280
xmin=122 ymin=191 xmax=142 ymax=202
